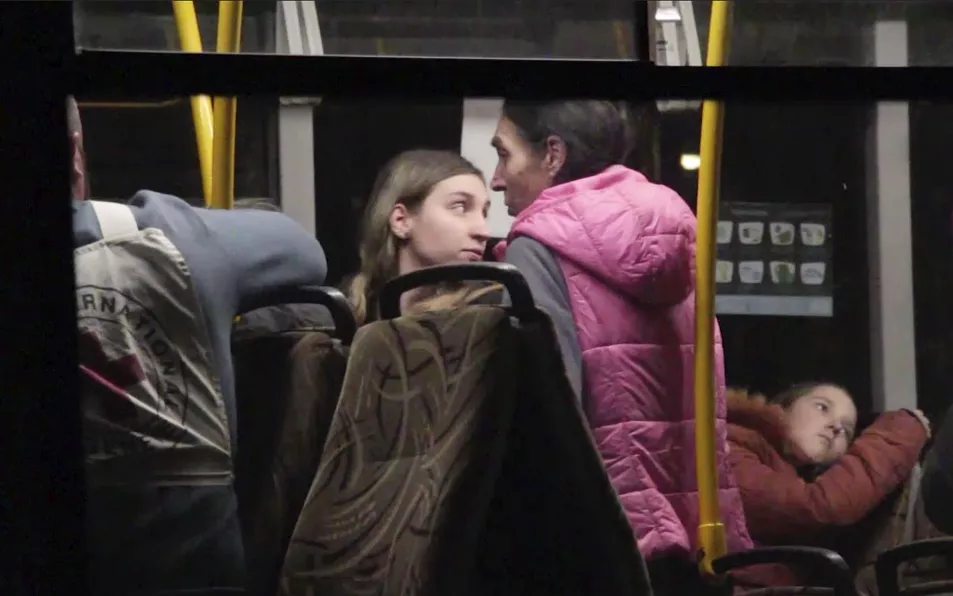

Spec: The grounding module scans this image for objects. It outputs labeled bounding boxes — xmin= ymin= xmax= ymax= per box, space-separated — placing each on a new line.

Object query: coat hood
xmin=726 ymin=388 xmax=792 ymax=455
xmin=508 ymin=166 xmax=697 ymax=307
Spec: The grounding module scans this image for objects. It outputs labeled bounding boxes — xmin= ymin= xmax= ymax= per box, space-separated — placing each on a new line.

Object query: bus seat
xmin=232 ymin=287 xmax=356 ymax=596
xmin=469 ymin=285 xmax=654 ymax=594
xmin=870 ymin=465 xmax=953 ymax=596
xmin=875 ymin=538 xmax=953 ymax=596
xmin=854 ymin=464 xmax=953 ymax=596
xmin=713 ymin=546 xmax=858 ymax=595
xmin=279 ymin=304 xmax=517 ymax=596
xmin=233 ymin=304 xmax=334 ymax=339
xmin=279 ymin=263 xmax=651 ymax=595
xmin=233 ymin=330 xmax=348 ymax=596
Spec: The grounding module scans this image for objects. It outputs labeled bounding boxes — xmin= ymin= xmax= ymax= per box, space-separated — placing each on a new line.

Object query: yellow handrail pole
xmin=210 ymin=0 xmax=244 ymax=210
xmin=694 ymin=0 xmax=733 ymax=577
xmin=171 ymin=1 xmax=215 ymax=205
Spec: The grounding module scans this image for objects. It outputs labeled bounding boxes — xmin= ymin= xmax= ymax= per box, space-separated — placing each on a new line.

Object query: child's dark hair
xmin=772 ymin=381 xmax=847 ymax=410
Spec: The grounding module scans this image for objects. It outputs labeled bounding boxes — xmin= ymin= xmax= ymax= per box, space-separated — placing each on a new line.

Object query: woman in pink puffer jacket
xmin=489 ymin=100 xmax=753 ymax=589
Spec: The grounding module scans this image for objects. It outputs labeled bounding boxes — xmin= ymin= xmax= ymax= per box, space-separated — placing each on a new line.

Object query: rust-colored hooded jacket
xmin=726 ymin=389 xmax=928 ymax=589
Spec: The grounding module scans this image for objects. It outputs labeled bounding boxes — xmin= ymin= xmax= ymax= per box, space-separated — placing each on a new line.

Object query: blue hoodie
xmin=74 ymin=191 xmax=327 ymax=595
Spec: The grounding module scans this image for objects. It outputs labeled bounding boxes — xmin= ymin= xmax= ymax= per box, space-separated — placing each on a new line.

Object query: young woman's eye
xmin=450 ymin=201 xmax=467 ymax=213
xmin=815 ymin=401 xmax=828 ymax=412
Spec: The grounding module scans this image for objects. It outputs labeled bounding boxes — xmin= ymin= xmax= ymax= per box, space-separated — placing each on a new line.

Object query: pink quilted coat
xmin=499 ymin=166 xmax=753 ymax=560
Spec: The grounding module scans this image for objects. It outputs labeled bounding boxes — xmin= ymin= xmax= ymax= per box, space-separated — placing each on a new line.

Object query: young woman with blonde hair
xmin=347 ymin=149 xmax=500 ymax=322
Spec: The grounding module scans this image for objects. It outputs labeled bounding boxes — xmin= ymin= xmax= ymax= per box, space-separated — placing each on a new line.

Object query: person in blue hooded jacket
xmin=69 ymin=96 xmax=327 ymax=595
xmin=230 ymin=198 xmax=334 ymax=337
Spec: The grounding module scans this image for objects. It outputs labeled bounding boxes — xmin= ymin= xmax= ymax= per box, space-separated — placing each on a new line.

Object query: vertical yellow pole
xmin=210 ymin=1 xmax=244 ymax=210
xmin=694 ymin=0 xmax=732 ymax=577
xmin=171 ymin=1 xmax=215 ymax=205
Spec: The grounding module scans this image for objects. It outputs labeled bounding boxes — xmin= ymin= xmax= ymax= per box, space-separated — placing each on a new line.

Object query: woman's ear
xmin=389 ymin=203 xmax=412 ymax=240
xmin=543 ymin=135 xmax=567 ymax=180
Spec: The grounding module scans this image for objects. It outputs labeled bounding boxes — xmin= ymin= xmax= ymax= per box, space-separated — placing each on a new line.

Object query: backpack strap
xmin=90 ymin=200 xmax=138 ymax=241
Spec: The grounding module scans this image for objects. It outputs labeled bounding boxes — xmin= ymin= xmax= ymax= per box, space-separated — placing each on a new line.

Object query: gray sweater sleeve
xmin=504 ymin=236 xmax=584 ymax=403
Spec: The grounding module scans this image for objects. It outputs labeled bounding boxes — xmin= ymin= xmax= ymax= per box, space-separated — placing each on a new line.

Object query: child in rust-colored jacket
xmin=726 ymin=384 xmax=930 ymax=590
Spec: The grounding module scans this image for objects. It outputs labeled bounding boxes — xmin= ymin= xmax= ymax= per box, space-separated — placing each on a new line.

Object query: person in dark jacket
xmin=726 ymin=384 xmax=931 ymax=589
xmin=922 ymin=404 xmax=953 ymax=533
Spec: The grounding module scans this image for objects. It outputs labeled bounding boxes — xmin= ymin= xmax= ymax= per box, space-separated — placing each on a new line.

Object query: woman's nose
xmin=471 ymin=215 xmax=490 ymax=240
xmin=490 ymin=172 xmax=505 ymax=192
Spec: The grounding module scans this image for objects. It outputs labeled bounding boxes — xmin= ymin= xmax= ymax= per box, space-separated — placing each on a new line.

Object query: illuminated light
xmin=655 ymin=0 xmax=682 ymax=22
xmin=680 ymin=153 xmax=701 ymax=171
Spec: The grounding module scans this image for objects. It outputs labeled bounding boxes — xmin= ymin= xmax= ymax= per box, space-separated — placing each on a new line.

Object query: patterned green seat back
xmin=280 ymin=307 xmax=516 ymax=596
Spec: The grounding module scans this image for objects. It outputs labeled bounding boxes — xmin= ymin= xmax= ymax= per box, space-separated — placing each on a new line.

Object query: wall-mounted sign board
xmin=715 ymin=202 xmax=833 ymax=317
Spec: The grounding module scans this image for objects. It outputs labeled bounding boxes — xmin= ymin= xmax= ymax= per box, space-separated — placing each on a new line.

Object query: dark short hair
xmin=772 ymin=381 xmax=848 ymax=410
xmin=501 ymin=99 xmax=658 ymax=182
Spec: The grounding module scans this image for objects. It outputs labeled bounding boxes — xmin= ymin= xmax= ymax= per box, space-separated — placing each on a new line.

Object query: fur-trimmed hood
xmin=726 ymin=388 xmax=793 ymax=456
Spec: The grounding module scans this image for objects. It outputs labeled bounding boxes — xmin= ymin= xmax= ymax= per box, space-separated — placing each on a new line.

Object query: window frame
xmin=8 ymin=2 xmax=953 ymax=593
xmin=74 ymin=48 xmax=953 ymax=100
